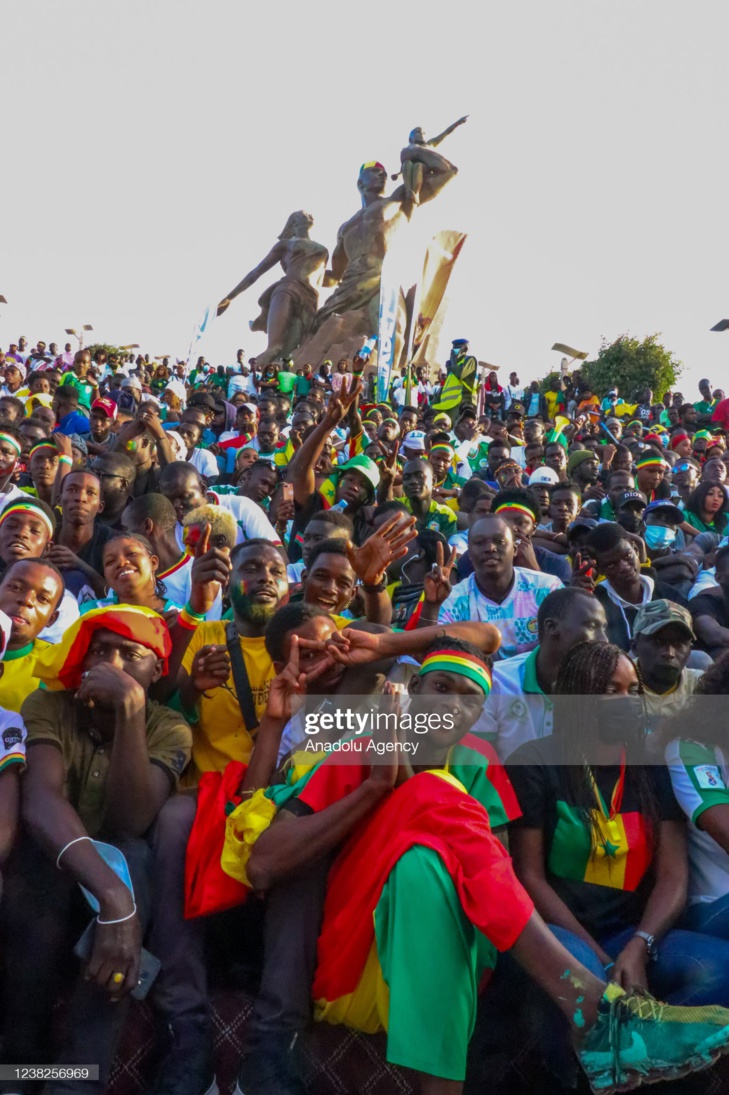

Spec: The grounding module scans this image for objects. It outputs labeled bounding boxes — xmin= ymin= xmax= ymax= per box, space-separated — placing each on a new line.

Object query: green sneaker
xmin=578 ymin=982 xmax=729 ymax=1093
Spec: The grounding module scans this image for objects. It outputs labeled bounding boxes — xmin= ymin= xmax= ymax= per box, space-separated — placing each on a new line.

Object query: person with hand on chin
xmin=0 ymin=606 xmax=190 ymax=1093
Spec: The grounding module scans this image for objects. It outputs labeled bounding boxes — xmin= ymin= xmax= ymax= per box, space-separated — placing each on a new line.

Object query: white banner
xmin=186 ymin=301 xmax=217 ymax=370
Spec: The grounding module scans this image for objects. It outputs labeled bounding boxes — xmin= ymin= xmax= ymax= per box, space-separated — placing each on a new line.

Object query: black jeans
xmin=244 ymin=855 xmax=332 ymax=1062
xmin=0 ymin=834 xmax=152 ymax=1095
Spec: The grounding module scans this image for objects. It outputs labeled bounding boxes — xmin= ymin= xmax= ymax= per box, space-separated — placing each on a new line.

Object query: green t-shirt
xmin=277 ymin=371 xmax=297 ymax=395
xmin=295 ymin=376 xmax=312 ymax=397
xmin=61 ymin=372 xmax=94 ymax=410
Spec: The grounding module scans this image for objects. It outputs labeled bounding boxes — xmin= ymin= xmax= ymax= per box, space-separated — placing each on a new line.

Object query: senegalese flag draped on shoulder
xmin=33 ymin=605 xmax=172 ymax=690
xmin=311 ymin=769 xmax=532 ymax=1058
xmin=548 ymin=757 xmax=652 ymax=891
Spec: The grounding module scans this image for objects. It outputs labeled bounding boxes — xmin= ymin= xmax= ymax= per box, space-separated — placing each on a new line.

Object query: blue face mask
xmin=644 ymin=525 xmax=676 ymax=551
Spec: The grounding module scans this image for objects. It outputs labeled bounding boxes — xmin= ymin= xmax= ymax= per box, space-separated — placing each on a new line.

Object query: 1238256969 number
xmin=0 ymin=1067 xmax=99 ymax=1081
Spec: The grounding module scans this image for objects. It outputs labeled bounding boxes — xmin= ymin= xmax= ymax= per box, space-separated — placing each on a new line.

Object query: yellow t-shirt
xmin=0 ymin=640 xmax=51 ymax=713
xmin=181 ymin=622 xmax=275 ymax=783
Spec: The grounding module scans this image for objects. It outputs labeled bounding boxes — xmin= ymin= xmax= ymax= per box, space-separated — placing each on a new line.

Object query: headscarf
xmin=34 ymin=605 xmax=172 ymax=691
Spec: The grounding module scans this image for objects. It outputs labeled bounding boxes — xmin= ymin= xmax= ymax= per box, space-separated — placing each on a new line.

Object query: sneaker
xmin=149 ymin=1021 xmax=219 ymax=1095
xmin=234 ymin=1033 xmax=307 ymax=1095
xmin=578 ymin=982 xmax=729 ymax=1093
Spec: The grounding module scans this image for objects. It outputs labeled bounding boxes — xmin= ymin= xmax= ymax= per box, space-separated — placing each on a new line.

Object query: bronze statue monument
xmin=297 ymin=148 xmax=460 ymax=365
xmin=217 ymin=210 xmax=328 ymax=367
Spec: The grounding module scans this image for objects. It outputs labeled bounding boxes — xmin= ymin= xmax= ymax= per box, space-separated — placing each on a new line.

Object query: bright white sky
xmin=3 ymin=1 xmax=728 ymax=397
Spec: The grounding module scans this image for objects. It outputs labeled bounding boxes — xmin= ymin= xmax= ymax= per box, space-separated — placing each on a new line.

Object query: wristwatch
xmin=361 ymin=576 xmax=388 ymax=594
xmin=633 ymin=930 xmax=658 ymax=960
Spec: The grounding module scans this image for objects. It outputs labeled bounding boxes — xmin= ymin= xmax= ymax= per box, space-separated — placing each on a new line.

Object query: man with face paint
xmin=177 ymin=540 xmax=289 ymax=780
xmin=145 ymin=541 xmax=291 ymax=1088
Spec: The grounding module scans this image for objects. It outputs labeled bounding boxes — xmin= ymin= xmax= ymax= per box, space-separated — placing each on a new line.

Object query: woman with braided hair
xmin=507 ymin=640 xmax=729 ymax=1083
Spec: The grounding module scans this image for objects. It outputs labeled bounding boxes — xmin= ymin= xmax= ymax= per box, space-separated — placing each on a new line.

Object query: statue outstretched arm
xmin=217 ymin=241 xmax=285 ymax=314
xmin=428 ymin=115 xmax=469 ymax=148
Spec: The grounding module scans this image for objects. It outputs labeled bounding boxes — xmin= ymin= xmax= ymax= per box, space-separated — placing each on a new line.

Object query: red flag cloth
xmin=184 ymin=761 xmax=250 ymax=919
xmin=312 ymin=770 xmax=534 ymax=1005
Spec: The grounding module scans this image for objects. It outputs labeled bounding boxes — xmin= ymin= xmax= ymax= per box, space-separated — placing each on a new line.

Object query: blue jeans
xmin=539 ymin=923 xmax=729 ymax=1087
xmin=683 ymin=894 xmax=729 ymax=941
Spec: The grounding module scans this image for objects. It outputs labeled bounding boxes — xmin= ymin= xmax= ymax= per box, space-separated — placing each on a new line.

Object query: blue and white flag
xmin=187 ymin=301 xmax=217 ymax=368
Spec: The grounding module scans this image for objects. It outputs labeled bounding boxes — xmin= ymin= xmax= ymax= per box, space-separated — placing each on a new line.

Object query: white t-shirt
xmin=174 ymin=492 xmax=281 ymax=550
xmin=438 ymin=568 xmax=563 ymax=661
xmin=228 ymin=373 xmax=256 ymax=399
xmin=190 ymin=447 xmax=219 ymax=480
xmin=157 ymin=553 xmax=222 ymax=620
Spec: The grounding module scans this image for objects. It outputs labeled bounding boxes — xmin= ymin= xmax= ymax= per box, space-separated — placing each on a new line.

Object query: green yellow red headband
xmin=429 ymin=443 xmax=455 ymax=458
xmin=419 ymin=649 xmax=492 ymax=695
xmin=494 ymin=501 xmax=535 ymax=520
xmin=0 ymin=501 xmax=54 ymax=539
xmin=0 ymin=433 xmax=21 ymax=457
xmin=29 ymin=441 xmax=59 ymax=459
xmin=636 ymin=455 xmax=667 ymax=469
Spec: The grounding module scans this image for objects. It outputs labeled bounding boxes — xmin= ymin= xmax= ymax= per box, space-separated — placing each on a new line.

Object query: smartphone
xmin=282 ymin=482 xmax=294 ymax=504
xmin=74 ymin=921 xmax=161 ymax=1001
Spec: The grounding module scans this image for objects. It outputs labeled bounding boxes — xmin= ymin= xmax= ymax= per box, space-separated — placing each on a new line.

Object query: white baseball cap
xmin=528 ymin=466 xmax=560 ymax=486
xmin=402 ymin=430 xmax=426 ymax=452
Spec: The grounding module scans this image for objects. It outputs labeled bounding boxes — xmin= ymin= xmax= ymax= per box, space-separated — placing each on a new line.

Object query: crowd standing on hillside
xmin=4 ymin=336 xmax=729 ymax=1094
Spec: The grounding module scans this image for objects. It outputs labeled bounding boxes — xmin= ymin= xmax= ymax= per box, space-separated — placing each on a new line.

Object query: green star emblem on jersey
xmin=600 ymin=838 xmax=620 ymax=859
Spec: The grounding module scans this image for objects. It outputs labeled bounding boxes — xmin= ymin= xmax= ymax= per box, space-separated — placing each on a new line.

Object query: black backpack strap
xmin=225 ymin=622 xmax=260 ymax=733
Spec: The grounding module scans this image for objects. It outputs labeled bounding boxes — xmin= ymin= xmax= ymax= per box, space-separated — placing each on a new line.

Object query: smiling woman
xmin=85 ymin=533 xmax=172 ymax=616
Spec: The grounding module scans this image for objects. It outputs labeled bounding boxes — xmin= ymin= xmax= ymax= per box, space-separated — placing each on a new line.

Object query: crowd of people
xmin=4 ymin=334 xmax=729 ymax=1095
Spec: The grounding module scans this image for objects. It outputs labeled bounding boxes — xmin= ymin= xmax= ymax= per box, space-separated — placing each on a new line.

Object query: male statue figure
xmin=217 ymin=211 xmax=328 ymax=366
xmin=392 ymin=115 xmax=469 ymax=205
xmin=312 ymin=156 xmax=459 ymax=339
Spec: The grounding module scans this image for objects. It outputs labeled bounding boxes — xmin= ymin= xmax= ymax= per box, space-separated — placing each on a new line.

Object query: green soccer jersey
xmin=403 ymin=497 xmax=457 ymax=538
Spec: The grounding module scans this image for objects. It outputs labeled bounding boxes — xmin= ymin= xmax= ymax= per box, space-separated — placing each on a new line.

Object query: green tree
xmin=84 ymin=342 xmax=126 ymax=361
xmin=580 ymin=334 xmax=682 ymax=402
